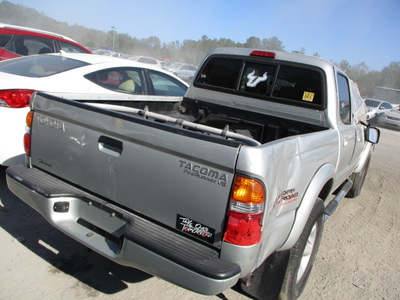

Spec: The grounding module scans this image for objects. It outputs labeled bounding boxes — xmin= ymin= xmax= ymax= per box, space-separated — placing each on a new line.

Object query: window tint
xmin=5 ymin=36 xmax=54 ymax=56
xmin=196 ymin=56 xmax=324 ymax=108
xmin=380 ymin=102 xmax=393 ymax=109
xmin=0 ymin=55 xmax=88 ymax=77
xmin=0 ymin=34 xmax=12 ymax=48
xmin=273 ymin=65 xmax=322 ymax=105
xmin=86 ymin=68 xmax=145 ymax=94
xmin=197 ymin=57 xmax=242 ymax=89
xmin=59 ymin=41 xmax=87 ymax=53
xmin=239 ymin=62 xmax=277 ymax=96
xmin=148 ymin=70 xmax=187 ymax=96
xmin=337 ymin=74 xmax=351 ymax=124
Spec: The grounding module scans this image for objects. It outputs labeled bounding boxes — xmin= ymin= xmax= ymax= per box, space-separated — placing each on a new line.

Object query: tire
xmin=347 ymin=151 xmax=371 ymax=198
xmin=240 ymin=199 xmax=324 ymax=300
xmin=279 ymin=199 xmax=325 ymax=300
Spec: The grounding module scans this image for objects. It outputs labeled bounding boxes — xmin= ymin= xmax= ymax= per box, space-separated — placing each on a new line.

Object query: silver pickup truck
xmin=6 ymin=48 xmax=379 ymax=300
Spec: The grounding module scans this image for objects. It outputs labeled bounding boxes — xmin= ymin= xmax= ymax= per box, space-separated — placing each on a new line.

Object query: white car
xmin=0 ymin=53 xmax=188 ymax=166
xmin=364 ymin=98 xmax=396 ymax=121
xmin=168 ymin=63 xmax=198 ymax=82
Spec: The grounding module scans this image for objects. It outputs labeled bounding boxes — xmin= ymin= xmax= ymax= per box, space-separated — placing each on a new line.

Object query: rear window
xmin=195 ymin=56 xmax=324 ymax=108
xmin=0 ymin=54 xmax=89 ymax=77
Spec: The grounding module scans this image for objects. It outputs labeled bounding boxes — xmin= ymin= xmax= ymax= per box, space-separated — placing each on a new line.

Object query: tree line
xmin=1 ymin=0 xmax=399 ymax=97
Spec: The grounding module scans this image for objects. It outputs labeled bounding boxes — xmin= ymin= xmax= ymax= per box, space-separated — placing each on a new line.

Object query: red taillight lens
xmin=223 ymin=175 xmax=266 ymax=246
xmin=250 ymin=50 xmax=276 ymax=58
xmin=24 ymin=111 xmax=34 ymax=156
xmin=24 ymin=133 xmax=31 ymax=156
xmin=0 ymin=89 xmax=36 ymax=108
xmin=224 ymin=211 xmax=263 ymax=246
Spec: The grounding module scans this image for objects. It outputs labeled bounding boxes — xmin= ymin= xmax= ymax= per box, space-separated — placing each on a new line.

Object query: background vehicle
xmin=364 ymin=98 xmax=397 ymax=124
xmin=378 ymin=106 xmax=400 ymax=130
xmin=168 ymin=62 xmax=198 ymax=82
xmin=0 ymin=23 xmax=91 ymax=61
xmin=0 ymin=53 xmax=188 ymax=166
xmin=6 ymin=48 xmax=379 ymax=299
xmin=128 ymin=55 xmax=162 ymax=68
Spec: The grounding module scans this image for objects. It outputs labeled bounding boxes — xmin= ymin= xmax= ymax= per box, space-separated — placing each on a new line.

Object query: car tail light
xmin=24 ymin=111 xmax=34 ymax=156
xmin=0 ymin=89 xmax=36 ymax=108
xmin=250 ymin=50 xmax=276 ymax=58
xmin=223 ymin=175 xmax=265 ymax=246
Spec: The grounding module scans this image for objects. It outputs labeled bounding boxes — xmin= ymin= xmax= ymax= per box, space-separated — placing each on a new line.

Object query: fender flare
xmin=278 ymin=163 xmax=335 ymax=251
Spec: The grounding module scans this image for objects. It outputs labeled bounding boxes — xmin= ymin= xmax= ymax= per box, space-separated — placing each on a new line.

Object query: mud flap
xmin=240 ymin=250 xmax=290 ymax=300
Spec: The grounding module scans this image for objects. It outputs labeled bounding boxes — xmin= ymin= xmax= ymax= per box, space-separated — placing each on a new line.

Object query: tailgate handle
xmin=98 ymin=136 xmax=123 ymax=157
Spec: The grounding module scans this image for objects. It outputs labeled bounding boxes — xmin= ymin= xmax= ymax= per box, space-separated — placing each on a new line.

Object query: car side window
xmin=5 ymin=36 xmax=54 ymax=56
xmin=380 ymin=102 xmax=392 ymax=110
xmin=0 ymin=34 xmax=12 ymax=48
xmin=148 ymin=70 xmax=187 ymax=96
xmin=86 ymin=68 xmax=145 ymax=94
xmin=337 ymin=74 xmax=351 ymax=124
xmin=59 ymin=41 xmax=88 ymax=53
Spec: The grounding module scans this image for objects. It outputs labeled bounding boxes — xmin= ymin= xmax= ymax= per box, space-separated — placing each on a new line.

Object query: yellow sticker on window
xmin=302 ymin=91 xmax=315 ymax=102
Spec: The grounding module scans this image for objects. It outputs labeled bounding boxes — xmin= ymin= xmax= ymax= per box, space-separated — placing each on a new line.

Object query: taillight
xmin=250 ymin=50 xmax=276 ymax=58
xmin=24 ymin=133 xmax=31 ymax=156
xmin=0 ymin=89 xmax=36 ymax=108
xmin=24 ymin=111 xmax=34 ymax=156
xmin=223 ymin=175 xmax=265 ymax=246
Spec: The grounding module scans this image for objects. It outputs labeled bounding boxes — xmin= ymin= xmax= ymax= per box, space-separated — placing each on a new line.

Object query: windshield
xmin=0 ymin=54 xmax=89 ymax=77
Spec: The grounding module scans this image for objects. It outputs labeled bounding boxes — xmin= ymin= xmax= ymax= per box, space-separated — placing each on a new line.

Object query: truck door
xmin=336 ymin=73 xmax=357 ymax=178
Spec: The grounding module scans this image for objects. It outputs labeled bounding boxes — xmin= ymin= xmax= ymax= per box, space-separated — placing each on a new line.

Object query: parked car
xmin=128 ymin=55 xmax=162 ymax=68
xmin=168 ymin=62 xmax=198 ymax=82
xmin=364 ymin=98 xmax=396 ymax=123
xmin=378 ymin=106 xmax=400 ymax=130
xmin=0 ymin=23 xmax=91 ymax=61
xmin=0 ymin=53 xmax=188 ymax=166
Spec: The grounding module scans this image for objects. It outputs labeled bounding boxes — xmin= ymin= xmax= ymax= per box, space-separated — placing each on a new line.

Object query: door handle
xmin=98 ymin=136 xmax=123 ymax=157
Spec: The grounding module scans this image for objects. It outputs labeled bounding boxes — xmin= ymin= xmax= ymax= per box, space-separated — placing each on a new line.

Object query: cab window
xmin=195 ymin=56 xmax=324 ymax=108
xmin=337 ymin=74 xmax=351 ymax=124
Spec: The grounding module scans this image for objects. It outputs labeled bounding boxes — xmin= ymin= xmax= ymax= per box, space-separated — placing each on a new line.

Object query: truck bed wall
xmin=179 ymin=98 xmax=327 ymax=144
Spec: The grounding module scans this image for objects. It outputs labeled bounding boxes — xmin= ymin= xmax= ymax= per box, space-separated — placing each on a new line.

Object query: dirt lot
xmin=1 ymin=128 xmax=399 ymax=300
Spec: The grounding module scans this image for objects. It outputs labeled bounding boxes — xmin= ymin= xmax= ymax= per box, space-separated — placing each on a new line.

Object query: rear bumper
xmin=6 ymin=164 xmax=241 ymax=295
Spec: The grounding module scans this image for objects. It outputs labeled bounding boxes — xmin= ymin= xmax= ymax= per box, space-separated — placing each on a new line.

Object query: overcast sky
xmin=9 ymin=0 xmax=400 ymax=70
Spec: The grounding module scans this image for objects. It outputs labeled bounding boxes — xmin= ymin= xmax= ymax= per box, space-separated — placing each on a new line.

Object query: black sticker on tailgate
xmin=176 ymin=214 xmax=215 ymax=244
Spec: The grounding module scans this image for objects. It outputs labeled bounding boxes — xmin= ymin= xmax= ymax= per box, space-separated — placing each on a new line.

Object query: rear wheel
xmin=279 ymin=199 xmax=325 ymax=300
xmin=240 ymin=199 xmax=324 ymax=300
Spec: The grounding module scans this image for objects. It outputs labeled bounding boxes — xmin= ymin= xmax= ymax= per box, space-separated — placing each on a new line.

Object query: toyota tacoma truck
xmin=6 ymin=48 xmax=380 ymax=299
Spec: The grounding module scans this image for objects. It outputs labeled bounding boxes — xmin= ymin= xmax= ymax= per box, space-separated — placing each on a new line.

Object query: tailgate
xmin=29 ymin=93 xmax=241 ymax=247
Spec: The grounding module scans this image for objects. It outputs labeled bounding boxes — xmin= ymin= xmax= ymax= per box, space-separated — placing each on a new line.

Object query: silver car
xmin=378 ymin=106 xmax=400 ymax=130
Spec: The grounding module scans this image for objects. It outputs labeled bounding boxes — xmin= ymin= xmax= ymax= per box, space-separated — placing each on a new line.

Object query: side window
xmin=86 ymin=68 xmax=144 ymax=94
xmin=380 ymin=102 xmax=392 ymax=110
xmin=196 ymin=57 xmax=242 ymax=89
xmin=148 ymin=70 xmax=187 ymax=96
xmin=0 ymin=34 xmax=12 ymax=48
xmin=5 ymin=36 xmax=54 ymax=56
xmin=337 ymin=74 xmax=351 ymax=124
xmin=59 ymin=41 xmax=87 ymax=53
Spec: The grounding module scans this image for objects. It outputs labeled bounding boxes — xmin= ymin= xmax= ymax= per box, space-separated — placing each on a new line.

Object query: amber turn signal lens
xmin=232 ymin=175 xmax=265 ymax=204
xmin=26 ymin=111 xmax=34 ymax=127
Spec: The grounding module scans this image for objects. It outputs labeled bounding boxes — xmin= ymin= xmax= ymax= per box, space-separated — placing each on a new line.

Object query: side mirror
xmin=366 ymin=127 xmax=380 ymax=144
